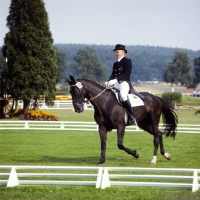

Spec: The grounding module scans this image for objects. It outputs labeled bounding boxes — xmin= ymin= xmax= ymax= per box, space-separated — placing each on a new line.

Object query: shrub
xmin=161 ymin=92 xmax=182 ymax=106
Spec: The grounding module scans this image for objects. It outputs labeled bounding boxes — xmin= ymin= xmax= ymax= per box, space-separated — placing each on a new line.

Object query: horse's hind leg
xmin=117 ymin=126 xmax=139 ymax=159
xmin=159 ymin=131 xmax=171 ymax=160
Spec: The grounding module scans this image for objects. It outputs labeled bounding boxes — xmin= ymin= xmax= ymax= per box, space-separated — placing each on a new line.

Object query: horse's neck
xmin=82 ymin=82 xmax=110 ymax=101
xmin=85 ymin=84 xmax=103 ymax=98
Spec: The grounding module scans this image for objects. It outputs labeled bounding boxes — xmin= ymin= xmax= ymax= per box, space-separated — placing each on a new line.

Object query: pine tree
xmin=2 ymin=0 xmax=57 ymax=115
xmin=0 ymin=51 xmax=6 ymax=75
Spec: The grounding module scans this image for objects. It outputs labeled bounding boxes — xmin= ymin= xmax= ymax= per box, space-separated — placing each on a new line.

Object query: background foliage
xmin=162 ymin=51 xmax=193 ymax=86
xmin=1 ymin=44 xmax=200 ymax=85
xmin=71 ymin=46 xmax=107 ymax=82
xmin=161 ymin=92 xmax=182 ymax=106
xmin=54 ymin=43 xmax=200 ymax=83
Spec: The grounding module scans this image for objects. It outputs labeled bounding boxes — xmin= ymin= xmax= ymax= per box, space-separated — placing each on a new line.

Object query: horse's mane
xmin=77 ymin=78 xmax=105 ymax=90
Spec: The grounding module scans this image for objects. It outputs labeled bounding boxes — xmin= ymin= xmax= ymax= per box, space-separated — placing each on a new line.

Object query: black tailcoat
xmin=108 ymin=57 xmax=132 ymax=84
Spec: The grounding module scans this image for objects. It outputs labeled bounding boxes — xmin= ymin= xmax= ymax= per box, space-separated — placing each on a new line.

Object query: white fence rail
xmin=101 ymin=167 xmax=200 ymax=192
xmin=0 ymin=166 xmax=199 ymax=192
xmin=29 ymin=100 xmax=94 ymax=110
xmin=0 ymin=166 xmax=103 ymax=188
xmin=0 ymin=121 xmax=200 ymax=133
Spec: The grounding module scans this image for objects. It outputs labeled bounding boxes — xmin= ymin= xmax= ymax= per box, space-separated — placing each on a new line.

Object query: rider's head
xmin=113 ymin=44 xmax=127 ymax=59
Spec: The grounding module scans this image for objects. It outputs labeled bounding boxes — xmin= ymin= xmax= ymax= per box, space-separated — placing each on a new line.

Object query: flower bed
xmin=25 ymin=110 xmax=59 ymax=121
xmin=8 ymin=108 xmax=59 ymax=121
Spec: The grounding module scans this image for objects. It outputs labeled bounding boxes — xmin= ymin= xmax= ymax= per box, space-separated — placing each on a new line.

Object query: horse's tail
xmin=156 ymin=96 xmax=178 ymax=139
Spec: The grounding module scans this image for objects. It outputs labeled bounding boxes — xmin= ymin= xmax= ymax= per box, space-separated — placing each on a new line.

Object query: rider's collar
xmin=118 ymin=56 xmax=124 ymax=62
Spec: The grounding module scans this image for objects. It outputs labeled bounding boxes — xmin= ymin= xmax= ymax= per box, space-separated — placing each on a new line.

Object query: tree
xmin=55 ymin=47 xmax=67 ymax=83
xmin=0 ymin=51 xmax=6 ymax=76
xmin=163 ymin=63 xmax=177 ymax=86
xmin=163 ymin=51 xmax=192 ymax=86
xmin=2 ymin=0 xmax=57 ymax=115
xmin=194 ymin=57 xmax=200 ymax=85
xmin=71 ymin=46 xmax=107 ymax=82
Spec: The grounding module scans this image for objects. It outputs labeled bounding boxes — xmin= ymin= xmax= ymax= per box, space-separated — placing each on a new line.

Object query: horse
xmin=67 ymin=75 xmax=178 ymax=165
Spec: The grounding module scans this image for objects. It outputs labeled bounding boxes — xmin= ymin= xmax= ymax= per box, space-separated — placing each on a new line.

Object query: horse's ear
xmin=66 ymin=75 xmax=76 ymax=85
xmin=70 ymin=75 xmax=76 ymax=82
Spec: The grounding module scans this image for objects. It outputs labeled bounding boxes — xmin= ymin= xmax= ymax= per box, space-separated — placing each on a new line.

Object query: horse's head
xmin=66 ymin=75 xmax=85 ymax=113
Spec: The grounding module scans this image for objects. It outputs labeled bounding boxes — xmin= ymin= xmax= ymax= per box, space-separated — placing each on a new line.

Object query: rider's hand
xmin=107 ymin=79 xmax=117 ymax=87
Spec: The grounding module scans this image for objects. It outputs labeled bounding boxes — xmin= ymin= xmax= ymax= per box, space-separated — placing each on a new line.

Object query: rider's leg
xmin=123 ymin=98 xmax=136 ymax=125
xmin=116 ymin=81 xmax=136 ymax=125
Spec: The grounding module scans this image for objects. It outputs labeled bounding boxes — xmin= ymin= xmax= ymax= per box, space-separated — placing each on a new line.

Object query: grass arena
xmin=0 ymin=109 xmax=200 ymax=200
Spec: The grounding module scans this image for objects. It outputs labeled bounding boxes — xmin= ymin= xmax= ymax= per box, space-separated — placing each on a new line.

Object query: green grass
xmin=0 ymin=186 xmax=199 ymax=200
xmin=0 ymin=130 xmax=200 ymax=168
xmin=0 ymin=109 xmax=200 ymax=199
xmin=181 ymin=95 xmax=200 ymax=105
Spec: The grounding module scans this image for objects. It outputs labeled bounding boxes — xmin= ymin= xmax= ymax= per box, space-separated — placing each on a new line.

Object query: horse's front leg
xmin=98 ymin=125 xmax=108 ymax=165
xmin=117 ymin=126 xmax=139 ymax=158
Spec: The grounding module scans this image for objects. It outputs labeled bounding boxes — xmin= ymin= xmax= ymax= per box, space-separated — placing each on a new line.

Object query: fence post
xmin=101 ymin=167 xmax=110 ymax=189
xmin=95 ymin=167 xmax=103 ymax=188
xmin=192 ymin=170 xmax=199 ymax=192
xmin=7 ymin=167 xmax=19 ymax=187
xmin=60 ymin=122 xmax=65 ymax=130
xmin=24 ymin=121 xmax=29 ymax=129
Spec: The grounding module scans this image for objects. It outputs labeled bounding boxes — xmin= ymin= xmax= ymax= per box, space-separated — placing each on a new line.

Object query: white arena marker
xmin=7 ymin=167 xmax=19 ymax=187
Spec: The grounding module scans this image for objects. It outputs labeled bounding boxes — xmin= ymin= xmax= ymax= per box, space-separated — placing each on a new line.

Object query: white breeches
xmin=113 ymin=81 xmax=130 ymax=101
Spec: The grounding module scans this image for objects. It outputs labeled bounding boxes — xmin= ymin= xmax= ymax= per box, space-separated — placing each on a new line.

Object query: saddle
xmin=111 ymin=87 xmax=144 ymax=107
xmin=130 ymin=86 xmax=145 ymax=100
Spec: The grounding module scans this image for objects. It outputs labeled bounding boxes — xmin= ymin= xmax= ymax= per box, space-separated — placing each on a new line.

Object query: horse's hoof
xmin=98 ymin=161 xmax=105 ymax=166
xmin=150 ymin=162 xmax=156 ymax=166
xmin=167 ymin=155 xmax=171 ymax=160
xmin=164 ymin=152 xmax=171 ymax=160
xmin=134 ymin=150 xmax=139 ymax=159
xmin=150 ymin=156 xmax=157 ymax=165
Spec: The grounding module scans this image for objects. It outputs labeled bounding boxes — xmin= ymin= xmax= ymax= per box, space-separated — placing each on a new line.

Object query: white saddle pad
xmin=128 ymin=94 xmax=144 ymax=107
xmin=112 ymin=89 xmax=144 ymax=107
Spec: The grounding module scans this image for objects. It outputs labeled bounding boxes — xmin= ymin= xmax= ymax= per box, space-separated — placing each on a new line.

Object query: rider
xmin=105 ymin=44 xmax=136 ymax=125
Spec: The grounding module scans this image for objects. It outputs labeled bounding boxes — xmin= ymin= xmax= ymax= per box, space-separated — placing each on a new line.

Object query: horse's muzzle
xmin=73 ymin=103 xmax=84 ymax=113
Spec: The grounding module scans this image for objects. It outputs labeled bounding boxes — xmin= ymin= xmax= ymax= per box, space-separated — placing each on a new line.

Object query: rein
xmin=70 ymin=82 xmax=107 ymax=102
xmin=90 ymin=88 xmax=107 ymax=101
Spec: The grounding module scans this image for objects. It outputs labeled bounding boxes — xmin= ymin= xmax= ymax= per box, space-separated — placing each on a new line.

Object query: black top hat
xmin=113 ymin=44 xmax=127 ymax=53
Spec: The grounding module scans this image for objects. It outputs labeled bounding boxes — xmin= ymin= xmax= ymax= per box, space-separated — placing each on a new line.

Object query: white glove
xmin=106 ymin=79 xmax=117 ymax=88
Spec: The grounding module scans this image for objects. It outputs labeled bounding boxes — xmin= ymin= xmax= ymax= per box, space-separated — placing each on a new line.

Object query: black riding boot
xmin=123 ymin=99 xmax=136 ymax=125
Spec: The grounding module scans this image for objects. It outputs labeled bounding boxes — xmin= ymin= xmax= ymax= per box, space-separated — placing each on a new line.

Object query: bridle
xmin=70 ymin=82 xmax=107 ymax=104
xmin=70 ymin=82 xmax=85 ymax=106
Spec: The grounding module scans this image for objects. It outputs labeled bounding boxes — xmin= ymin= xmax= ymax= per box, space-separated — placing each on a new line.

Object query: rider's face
xmin=114 ymin=50 xmax=125 ymax=59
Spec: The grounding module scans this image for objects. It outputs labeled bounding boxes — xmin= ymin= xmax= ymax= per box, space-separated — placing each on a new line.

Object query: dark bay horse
xmin=67 ymin=75 xmax=178 ymax=165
